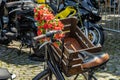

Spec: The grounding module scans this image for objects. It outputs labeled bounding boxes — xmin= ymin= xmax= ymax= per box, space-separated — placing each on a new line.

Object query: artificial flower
xmin=34 ymin=4 xmax=64 ymax=47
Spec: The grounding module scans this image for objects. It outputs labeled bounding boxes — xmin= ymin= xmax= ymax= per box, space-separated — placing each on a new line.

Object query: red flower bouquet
xmin=34 ymin=5 xmax=64 ymax=47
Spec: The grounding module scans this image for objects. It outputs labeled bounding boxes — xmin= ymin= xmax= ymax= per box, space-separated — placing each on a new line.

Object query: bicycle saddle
xmin=79 ymin=51 xmax=109 ymax=69
xmin=0 ymin=68 xmax=12 ymax=80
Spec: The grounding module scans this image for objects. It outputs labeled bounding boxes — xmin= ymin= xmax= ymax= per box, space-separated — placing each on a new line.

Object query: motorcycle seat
xmin=6 ymin=1 xmax=33 ymax=8
xmin=4 ymin=31 xmax=17 ymax=39
xmin=80 ymin=51 xmax=109 ymax=69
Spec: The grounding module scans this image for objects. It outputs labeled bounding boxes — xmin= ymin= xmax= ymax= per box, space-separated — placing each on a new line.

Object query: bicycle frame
xmin=46 ymin=44 xmax=65 ymax=80
xmin=33 ymin=37 xmax=65 ymax=80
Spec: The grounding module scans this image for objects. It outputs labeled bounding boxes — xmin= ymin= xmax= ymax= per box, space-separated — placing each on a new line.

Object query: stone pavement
xmin=0 ymin=41 xmax=45 ymax=80
xmin=0 ymin=31 xmax=120 ymax=80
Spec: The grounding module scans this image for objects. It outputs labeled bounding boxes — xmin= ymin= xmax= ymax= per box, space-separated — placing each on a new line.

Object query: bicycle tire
xmin=33 ymin=68 xmax=60 ymax=80
xmin=33 ymin=69 xmax=50 ymax=80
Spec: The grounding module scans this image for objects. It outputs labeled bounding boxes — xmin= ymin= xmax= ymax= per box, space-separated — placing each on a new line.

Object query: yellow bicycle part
xmin=35 ymin=0 xmax=45 ymax=3
xmin=55 ymin=6 xmax=76 ymax=19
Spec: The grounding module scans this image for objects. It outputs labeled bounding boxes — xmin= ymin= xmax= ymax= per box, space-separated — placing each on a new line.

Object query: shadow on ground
xmin=96 ymin=31 xmax=120 ymax=79
xmin=0 ymin=43 xmax=41 ymax=65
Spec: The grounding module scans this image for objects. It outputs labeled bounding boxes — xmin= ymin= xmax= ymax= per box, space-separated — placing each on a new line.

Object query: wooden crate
xmin=51 ymin=17 xmax=102 ymax=77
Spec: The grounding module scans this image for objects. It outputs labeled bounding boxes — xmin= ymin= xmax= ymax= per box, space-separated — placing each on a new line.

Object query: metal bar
xmin=104 ymin=28 xmax=120 ymax=33
xmin=100 ymin=0 xmax=120 ymax=33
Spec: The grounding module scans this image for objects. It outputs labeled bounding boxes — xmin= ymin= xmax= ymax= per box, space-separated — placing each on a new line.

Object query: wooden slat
xmin=51 ymin=45 xmax=83 ymax=66
xmin=74 ymin=32 xmax=88 ymax=48
xmin=76 ymin=26 xmax=94 ymax=47
xmin=62 ymin=62 xmax=86 ymax=77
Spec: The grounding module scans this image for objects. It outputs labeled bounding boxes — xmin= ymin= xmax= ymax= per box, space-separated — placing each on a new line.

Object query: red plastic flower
xmin=37 ymin=30 xmax=42 ymax=35
xmin=34 ymin=4 xmax=64 ymax=45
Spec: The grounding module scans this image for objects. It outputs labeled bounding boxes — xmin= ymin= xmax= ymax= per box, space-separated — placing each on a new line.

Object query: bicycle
xmin=32 ymin=18 xmax=109 ymax=80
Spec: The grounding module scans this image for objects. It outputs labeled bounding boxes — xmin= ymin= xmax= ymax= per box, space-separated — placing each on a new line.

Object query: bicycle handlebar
xmin=33 ymin=30 xmax=62 ymax=41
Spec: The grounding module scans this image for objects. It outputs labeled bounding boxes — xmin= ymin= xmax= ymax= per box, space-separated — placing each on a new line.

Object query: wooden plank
xmin=74 ymin=32 xmax=88 ymax=48
xmin=75 ymin=26 xmax=94 ymax=47
xmin=51 ymin=45 xmax=83 ymax=66
xmin=62 ymin=62 xmax=86 ymax=77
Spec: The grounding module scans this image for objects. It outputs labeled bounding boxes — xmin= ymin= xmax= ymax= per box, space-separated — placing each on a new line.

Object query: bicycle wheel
xmin=33 ymin=70 xmax=91 ymax=80
xmin=33 ymin=69 xmax=49 ymax=80
xmin=33 ymin=69 xmax=59 ymax=80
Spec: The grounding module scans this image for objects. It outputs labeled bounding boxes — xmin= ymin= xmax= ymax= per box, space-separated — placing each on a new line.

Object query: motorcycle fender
xmin=92 ymin=24 xmax=104 ymax=31
xmin=84 ymin=21 xmax=104 ymax=31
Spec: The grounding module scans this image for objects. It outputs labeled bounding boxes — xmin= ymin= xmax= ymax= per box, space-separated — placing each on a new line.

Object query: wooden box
xmin=51 ymin=18 xmax=102 ymax=77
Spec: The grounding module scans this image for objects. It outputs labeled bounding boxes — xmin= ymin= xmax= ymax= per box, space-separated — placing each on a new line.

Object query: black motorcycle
xmin=0 ymin=1 xmax=37 ymax=51
xmin=77 ymin=0 xmax=104 ymax=45
xmin=0 ymin=1 xmax=34 ymax=43
xmin=50 ymin=0 xmax=104 ymax=45
xmin=0 ymin=0 xmax=44 ymax=61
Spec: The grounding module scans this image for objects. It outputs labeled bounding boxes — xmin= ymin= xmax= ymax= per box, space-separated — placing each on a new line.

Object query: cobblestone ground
xmin=0 ymin=31 xmax=120 ymax=80
xmin=96 ymin=31 xmax=120 ymax=80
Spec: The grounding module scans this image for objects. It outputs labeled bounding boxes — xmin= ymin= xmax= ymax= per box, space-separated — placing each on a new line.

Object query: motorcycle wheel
xmin=28 ymin=31 xmax=45 ymax=61
xmin=31 ymin=43 xmax=45 ymax=61
xmin=0 ymin=38 xmax=11 ymax=45
xmin=81 ymin=25 xmax=104 ymax=46
xmin=31 ymin=41 xmax=45 ymax=61
xmin=0 ymin=19 xmax=11 ymax=45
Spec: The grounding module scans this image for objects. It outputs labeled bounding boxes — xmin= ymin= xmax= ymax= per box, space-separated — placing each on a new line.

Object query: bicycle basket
xmin=51 ymin=17 xmax=102 ymax=77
